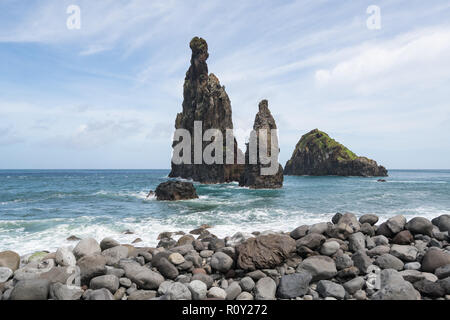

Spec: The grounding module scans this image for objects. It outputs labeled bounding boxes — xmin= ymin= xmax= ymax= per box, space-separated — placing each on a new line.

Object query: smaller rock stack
xmin=0 ymin=214 xmax=449 ymax=300
xmin=239 ymin=100 xmax=284 ymax=189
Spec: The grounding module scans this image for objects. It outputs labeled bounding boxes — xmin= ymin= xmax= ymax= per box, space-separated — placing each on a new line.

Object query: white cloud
xmin=314 ymin=27 xmax=450 ymax=93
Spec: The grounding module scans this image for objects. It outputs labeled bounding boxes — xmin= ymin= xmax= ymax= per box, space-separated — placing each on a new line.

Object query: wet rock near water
xmin=155 ymin=180 xmax=198 ymax=201
xmin=1 ymin=214 xmax=449 ymax=300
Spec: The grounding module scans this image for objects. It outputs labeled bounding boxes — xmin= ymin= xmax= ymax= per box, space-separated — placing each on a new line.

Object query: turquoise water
xmin=1 ymin=169 xmax=449 ymax=255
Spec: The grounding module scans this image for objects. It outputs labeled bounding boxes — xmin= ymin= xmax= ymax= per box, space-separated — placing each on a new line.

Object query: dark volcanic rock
xmin=237 ymin=234 xmax=296 ymax=271
xmin=239 ymin=100 xmax=284 ymax=189
xmin=155 ymin=181 xmax=198 ymax=201
xmin=405 ymin=217 xmax=433 ymax=236
xmin=421 ymin=248 xmax=450 ymax=273
xmin=392 ymin=230 xmax=414 ymax=245
xmin=284 ymin=129 xmax=387 ymax=177
xmin=168 ymin=37 xmax=244 ymax=183
xmin=413 ymin=279 xmax=445 ymax=298
xmin=276 ymin=272 xmax=312 ymax=299
xmin=432 ymin=214 xmax=450 ymax=232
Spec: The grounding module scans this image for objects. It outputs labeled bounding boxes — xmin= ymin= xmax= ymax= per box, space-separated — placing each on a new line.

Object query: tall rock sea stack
xmin=169 ymin=37 xmax=244 ymax=183
xmin=239 ymin=100 xmax=284 ymax=188
xmin=284 ymin=129 xmax=388 ymax=177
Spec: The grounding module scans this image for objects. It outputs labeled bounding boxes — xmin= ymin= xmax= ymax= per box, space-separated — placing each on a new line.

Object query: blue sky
xmin=0 ymin=0 xmax=449 ymax=169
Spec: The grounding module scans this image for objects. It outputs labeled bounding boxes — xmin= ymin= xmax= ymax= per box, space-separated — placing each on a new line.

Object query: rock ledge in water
xmin=155 ymin=181 xmax=198 ymax=201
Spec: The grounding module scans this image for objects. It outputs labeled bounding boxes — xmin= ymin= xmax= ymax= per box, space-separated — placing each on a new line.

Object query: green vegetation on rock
xmin=284 ymin=128 xmax=388 ymax=177
xmin=295 ymin=129 xmax=357 ymax=162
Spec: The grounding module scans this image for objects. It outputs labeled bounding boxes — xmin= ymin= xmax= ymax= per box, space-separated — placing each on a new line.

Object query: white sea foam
xmin=2 ymin=205 xmax=450 ymax=256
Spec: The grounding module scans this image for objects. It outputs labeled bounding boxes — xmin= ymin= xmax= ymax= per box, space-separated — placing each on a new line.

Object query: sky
xmin=0 ymin=0 xmax=449 ymax=169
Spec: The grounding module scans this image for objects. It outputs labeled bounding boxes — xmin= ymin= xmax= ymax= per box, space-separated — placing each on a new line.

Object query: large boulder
xmin=351 ymin=250 xmax=373 ymax=274
xmin=284 ymin=129 xmax=387 ymax=177
xmin=73 ymin=238 xmax=101 ymax=260
xmin=210 ymin=252 xmax=233 ymax=273
xmin=225 ymin=282 xmax=242 ymax=300
xmin=317 ymin=280 xmax=346 ymax=299
xmin=39 ymin=266 xmax=74 ymax=285
xmin=359 ymin=214 xmax=379 ymax=226
xmin=435 ymin=265 xmax=450 ymax=279
xmin=237 ymin=234 xmax=296 ymax=271
xmin=348 ymin=232 xmax=366 ymax=252
xmin=421 ymin=248 xmax=450 ymax=273
xmin=297 ymin=255 xmax=337 ymax=281
xmin=375 ymin=254 xmax=404 ymax=271
xmin=343 ymin=277 xmax=365 ymax=295
xmin=386 ymin=215 xmax=407 ymax=234
xmin=392 ymin=230 xmax=414 ymax=245
xmin=13 ymin=259 xmax=56 ymax=281
xmin=276 ymin=272 xmax=312 ymax=299
xmin=372 ymin=269 xmax=420 ymax=300
xmin=76 ymin=254 xmax=107 ymax=286
xmin=328 ymin=213 xmax=361 ymax=239
xmin=239 ymin=100 xmax=284 ymax=189
xmin=413 ymin=279 xmax=445 ymax=298
xmin=156 ymin=257 xmax=179 ymax=279
xmin=155 ymin=181 xmax=198 ymax=201
xmin=0 ymin=251 xmax=20 ymax=271
xmin=121 ymin=260 xmax=164 ymax=290
xmin=55 ymin=247 xmax=76 ymax=267
xmin=89 ymin=275 xmax=119 ymax=293
xmin=188 ymin=280 xmax=207 ymax=300
xmin=296 ymin=233 xmax=326 ymax=250
xmin=438 ymin=277 xmax=450 ymax=294
xmin=290 ymin=225 xmax=309 ymax=240
xmin=255 ymin=277 xmax=276 ymax=300
xmin=50 ymin=283 xmax=83 ymax=300
xmin=432 ymin=214 xmax=450 ymax=232
xmin=100 ymin=237 xmax=120 ymax=251
xmin=166 ymin=282 xmax=192 ymax=300
xmin=101 ymin=246 xmax=129 ymax=266
xmin=390 ymin=245 xmax=418 ymax=262
xmin=405 ymin=217 xmax=433 ymax=236
xmin=0 ymin=267 xmax=13 ymax=283
xmin=10 ymin=279 xmax=50 ymax=300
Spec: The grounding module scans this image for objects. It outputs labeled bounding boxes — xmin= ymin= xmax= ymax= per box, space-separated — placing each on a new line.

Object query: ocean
xmin=1 ymin=169 xmax=449 ymax=255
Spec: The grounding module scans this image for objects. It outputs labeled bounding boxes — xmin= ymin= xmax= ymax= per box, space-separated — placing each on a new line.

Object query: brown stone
xmin=0 ymin=250 xmax=20 ymax=271
xmin=392 ymin=230 xmax=414 ymax=245
xmin=192 ymin=268 xmax=206 ymax=275
xmin=421 ymin=248 xmax=450 ymax=273
xmin=177 ymin=235 xmax=195 ymax=246
xmin=237 ymin=234 xmax=296 ymax=271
